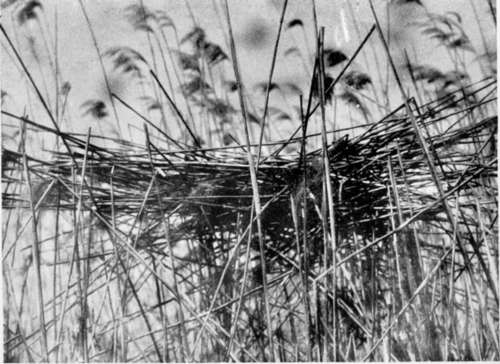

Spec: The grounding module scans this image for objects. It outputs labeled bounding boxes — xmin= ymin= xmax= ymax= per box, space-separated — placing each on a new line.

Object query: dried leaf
xmin=410 ymin=64 xmax=444 ymax=83
xmin=60 ymin=82 xmax=71 ymax=96
xmin=324 ymin=48 xmax=348 ymax=68
xmin=248 ymin=112 xmax=261 ymax=125
xmin=202 ymin=42 xmax=228 ymax=65
xmin=311 ymin=73 xmax=334 ymax=101
xmin=284 ymin=47 xmax=300 ymax=57
xmin=343 ymin=71 xmax=372 ymax=90
xmin=181 ymin=76 xmax=212 ymax=96
xmin=103 ymin=47 xmax=147 ymax=77
xmin=338 ymin=91 xmax=370 ymax=119
xmin=140 ymin=96 xmax=162 ymax=111
xmin=254 ymin=82 xmax=280 ymax=93
xmin=125 ymin=4 xmax=155 ymax=32
xmin=225 ymin=80 xmax=239 ymax=92
xmin=287 ymin=19 xmax=303 ymax=29
xmin=154 ymin=10 xmax=175 ymax=29
xmin=175 ymin=51 xmax=200 ymax=73
xmin=81 ymin=100 xmax=108 ymax=119
xmin=222 ymin=133 xmax=236 ymax=146
xmin=17 ymin=0 xmax=42 ymax=25
xmin=197 ymin=97 xmax=235 ymax=117
xmin=181 ymin=27 xmax=206 ymax=46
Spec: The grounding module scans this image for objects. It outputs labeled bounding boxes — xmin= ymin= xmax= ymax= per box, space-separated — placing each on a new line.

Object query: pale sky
xmin=1 ymin=0 xmax=496 ymax=152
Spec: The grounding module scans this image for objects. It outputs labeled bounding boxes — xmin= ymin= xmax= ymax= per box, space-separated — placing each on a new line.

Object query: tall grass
xmin=2 ymin=0 xmax=498 ymax=362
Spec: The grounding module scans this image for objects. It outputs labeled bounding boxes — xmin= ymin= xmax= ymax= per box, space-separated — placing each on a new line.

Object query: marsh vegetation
xmin=1 ymin=0 xmax=498 ymax=361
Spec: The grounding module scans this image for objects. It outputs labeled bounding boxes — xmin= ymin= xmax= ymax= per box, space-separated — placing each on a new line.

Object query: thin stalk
xmin=386 ymin=171 xmax=405 ymax=306
xmin=317 ymin=157 xmax=497 ymax=279
xmin=54 ymin=130 xmax=91 ymax=361
xmin=256 ymin=0 xmax=288 ymax=165
xmin=266 ymin=25 xmax=375 ymax=160
xmin=193 ymin=186 xmax=284 ymax=358
xmin=52 ymin=186 xmax=61 ymax=345
xmin=223 ymin=0 xmax=275 ymax=360
xmin=109 ymin=165 xmax=128 ymax=361
xmin=363 ymin=244 xmax=455 ymax=359
xmin=137 ymin=0 xmax=174 ymax=139
xmin=73 ymin=131 xmax=93 ymax=361
xmin=144 ymin=125 xmax=189 ymax=361
xmin=77 ymin=0 xmax=123 ymax=137
xmin=290 ymin=194 xmax=312 ymax=361
xmin=226 ymin=205 xmax=255 ymax=360
xmin=369 ymin=0 xmax=499 ymax=304
xmin=21 ymin=121 xmax=49 ymax=361
xmin=4 ymin=266 xmax=36 ymax=361
xmin=0 ymin=24 xmax=75 ymax=161
xmin=151 ymin=256 xmax=170 ymax=362
xmin=150 ymin=70 xmax=200 ymax=148
xmin=317 ymin=27 xmax=337 ymax=361
xmin=486 ymin=0 xmax=496 ymax=25
xmin=115 ymin=253 xmax=163 ymax=361
xmin=112 ymin=93 xmax=185 ymax=150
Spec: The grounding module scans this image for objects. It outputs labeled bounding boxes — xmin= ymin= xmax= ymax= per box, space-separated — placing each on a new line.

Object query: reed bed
xmin=2 ymin=0 xmax=498 ymax=362
xmin=3 ymin=78 xmax=498 ymax=361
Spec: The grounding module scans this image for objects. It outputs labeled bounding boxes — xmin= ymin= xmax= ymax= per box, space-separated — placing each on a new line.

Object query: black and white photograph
xmin=1 ymin=0 xmax=498 ymax=361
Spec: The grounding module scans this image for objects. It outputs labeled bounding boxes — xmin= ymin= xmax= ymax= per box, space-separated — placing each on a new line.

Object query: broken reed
xmin=2 ymin=75 xmax=498 ymax=361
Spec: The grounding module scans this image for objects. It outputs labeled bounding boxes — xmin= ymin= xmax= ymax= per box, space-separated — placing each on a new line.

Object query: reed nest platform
xmin=2 ymin=78 xmax=499 ymax=361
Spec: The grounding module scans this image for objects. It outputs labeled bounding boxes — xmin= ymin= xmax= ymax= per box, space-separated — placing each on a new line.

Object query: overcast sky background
xmin=1 ymin=0 xmax=496 ymax=151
